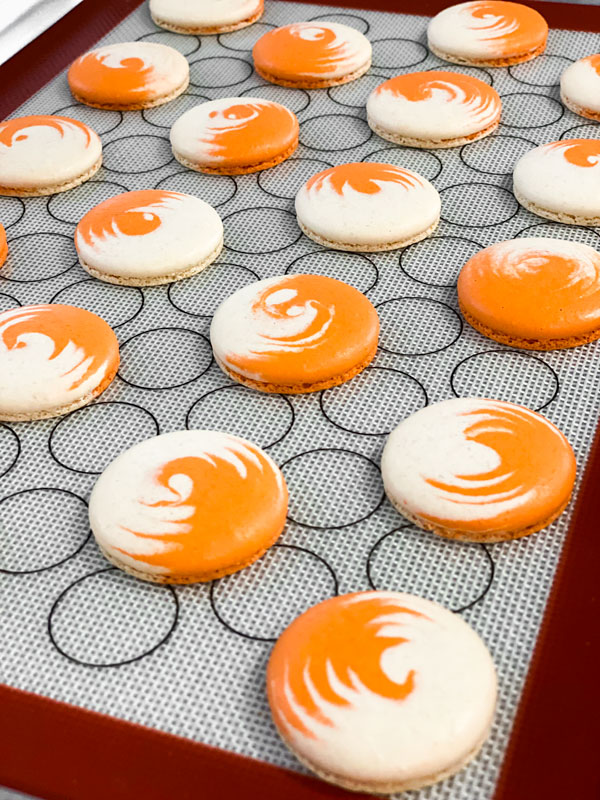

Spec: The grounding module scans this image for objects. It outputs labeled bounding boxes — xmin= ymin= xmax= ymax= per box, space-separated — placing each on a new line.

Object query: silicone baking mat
xmin=1 ymin=3 xmax=600 ymax=799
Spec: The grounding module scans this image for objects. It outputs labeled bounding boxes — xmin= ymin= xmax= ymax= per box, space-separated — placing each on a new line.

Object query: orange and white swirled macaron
xmin=458 ymin=238 xmax=600 ymax=350
xmin=75 ymin=190 xmax=223 ymax=286
xmin=0 ymin=224 xmax=6 ymax=268
xmin=267 ymin=591 xmax=497 ymax=793
xmin=561 ymin=54 xmax=600 ymax=122
xmin=382 ymin=398 xmax=576 ymax=543
xmin=0 ymin=304 xmax=119 ymax=422
xmin=295 ymin=162 xmax=440 ymax=251
xmin=367 ymin=71 xmax=501 ymax=149
xmin=252 ymin=22 xmax=372 ymax=89
xmin=89 ymin=430 xmax=288 ymax=584
xmin=210 ymin=274 xmax=379 ymax=394
xmin=427 ymin=1 xmax=548 ymax=67
xmin=0 ymin=115 xmax=101 ymax=196
xmin=149 ymin=0 xmax=263 ymax=34
xmin=170 ymin=97 xmax=299 ymax=175
xmin=513 ymin=139 xmax=600 ymax=225
xmin=68 ymin=42 xmax=189 ymax=110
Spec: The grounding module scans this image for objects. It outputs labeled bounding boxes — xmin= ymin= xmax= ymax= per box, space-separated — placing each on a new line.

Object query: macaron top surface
xmin=0 ymin=115 xmax=101 ymax=190
xmin=75 ymin=190 xmax=223 ymax=278
xmin=170 ymin=97 xmax=299 ymax=169
xmin=150 ymin=0 xmax=262 ymax=27
xmin=0 ymin=304 xmax=119 ymax=417
xmin=68 ymin=42 xmax=189 ymax=106
xmin=89 ymin=430 xmax=288 ymax=580
xmin=0 ymin=224 xmax=6 ymax=267
xmin=381 ymin=398 xmax=576 ymax=535
xmin=561 ymin=54 xmax=600 ymax=114
xmin=458 ymin=237 xmax=600 ymax=340
xmin=295 ymin=162 xmax=440 ymax=246
xmin=427 ymin=1 xmax=547 ymax=61
xmin=210 ymin=274 xmax=379 ymax=386
xmin=367 ymin=70 xmax=501 ymax=140
xmin=513 ymin=139 xmax=600 ymax=218
xmin=267 ymin=590 xmax=497 ymax=786
xmin=252 ymin=22 xmax=371 ymax=81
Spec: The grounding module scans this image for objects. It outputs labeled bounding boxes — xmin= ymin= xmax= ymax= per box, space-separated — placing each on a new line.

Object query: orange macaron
xmin=89 ymin=430 xmax=288 ymax=584
xmin=458 ymin=237 xmax=600 ymax=349
xmin=0 ymin=224 xmax=6 ymax=268
xmin=210 ymin=274 xmax=379 ymax=394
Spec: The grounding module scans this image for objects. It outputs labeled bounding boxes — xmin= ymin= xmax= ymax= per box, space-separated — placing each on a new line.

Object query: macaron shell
xmin=513 ymin=139 xmax=600 ymax=224
xmin=252 ymin=22 xmax=371 ymax=84
xmin=68 ymin=42 xmax=189 ymax=109
xmin=210 ymin=274 xmax=379 ymax=390
xmin=0 ymin=115 xmax=102 ymax=195
xmin=150 ymin=0 xmax=263 ymax=32
xmin=381 ymin=397 xmax=576 ymax=541
xmin=89 ymin=430 xmax=288 ymax=583
xmin=295 ymin=162 xmax=440 ymax=250
xmin=367 ymin=71 xmax=501 ymax=145
xmin=170 ymin=97 xmax=299 ymax=173
xmin=0 ymin=224 xmax=6 ymax=267
xmin=560 ymin=54 xmax=600 ymax=120
xmin=75 ymin=190 xmax=223 ymax=284
xmin=458 ymin=237 xmax=600 ymax=347
xmin=267 ymin=591 xmax=497 ymax=792
xmin=427 ymin=1 xmax=548 ymax=65
xmin=0 ymin=304 xmax=119 ymax=421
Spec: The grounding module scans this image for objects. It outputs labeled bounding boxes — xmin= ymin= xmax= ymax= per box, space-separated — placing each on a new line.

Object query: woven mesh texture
xmin=1 ymin=4 xmax=600 ymax=799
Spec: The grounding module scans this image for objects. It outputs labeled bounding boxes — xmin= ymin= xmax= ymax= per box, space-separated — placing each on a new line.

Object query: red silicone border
xmin=1 ymin=1 xmax=600 ymax=798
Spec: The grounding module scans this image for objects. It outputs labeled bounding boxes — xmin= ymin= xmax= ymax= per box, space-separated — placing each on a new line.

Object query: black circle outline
xmin=0 ymin=291 xmax=21 ymax=308
xmin=0 ymin=488 xmax=91 ymax=575
xmin=361 ymin=146 xmax=443 ymax=181
xmin=284 ymin=247 xmax=379 ymax=294
xmin=514 ymin=221 xmax=600 ymax=242
xmin=450 ymin=349 xmax=560 ymax=412
xmin=257 ymin=157 xmax=334 ymax=200
xmin=167 ymin=262 xmax=260 ymax=317
xmin=47 ymin=567 xmax=180 ymax=668
xmin=221 ymin=206 xmax=303 ymax=254
xmin=560 ymin=122 xmax=600 ymax=141
xmin=2 ymin=231 xmax=78 ymax=283
xmin=117 ymin=326 xmax=213 ymax=390
xmin=0 ymin=423 xmax=20 ymax=479
xmin=326 ymin=71 xmax=392 ymax=109
xmin=52 ymin=103 xmax=124 ymax=136
xmin=102 ymin=134 xmax=174 ymax=175
xmin=366 ymin=527 xmax=495 ymax=614
xmin=299 ymin=113 xmax=372 ymax=152
xmin=370 ymin=37 xmax=428 ymax=70
xmin=46 ymin=179 xmax=130 ymax=224
xmin=375 ymin=296 xmax=463 ymax=356
xmin=399 ymin=235 xmax=483 ymax=288
xmin=499 ymin=91 xmax=564 ymax=130
xmin=141 ymin=92 xmax=211 ymax=129
xmin=154 ymin=169 xmax=238 ymax=207
xmin=508 ymin=53 xmax=575 ymax=87
xmin=185 ymin=385 xmax=295 ymax=449
xmin=439 ymin=182 xmax=519 ymax=228
xmin=136 ymin=29 xmax=201 ymax=57
xmin=239 ymin=83 xmax=311 ymax=113
xmin=280 ymin=448 xmax=385 ymax=530
xmin=459 ymin=134 xmax=538 ymax=176
xmin=307 ymin=12 xmax=371 ymax=34
xmin=0 ymin=197 xmax=26 ymax=229
xmin=49 ymin=278 xmax=145 ymax=329
xmin=425 ymin=64 xmax=494 ymax=87
xmin=188 ymin=56 xmax=253 ymax=89
xmin=217 ymin=22 xmax=277 ymax=52
xmin=48 ymin=401 xmax=161 ymax=475
xmin=209 ymin=544 xmax=339 ymax=642
xmin=319 ymin=366 xmax=428 ymax=437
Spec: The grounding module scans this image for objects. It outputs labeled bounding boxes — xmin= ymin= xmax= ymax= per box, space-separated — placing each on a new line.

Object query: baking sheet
xmin=1 ymin=3 xmax=600 ymax=799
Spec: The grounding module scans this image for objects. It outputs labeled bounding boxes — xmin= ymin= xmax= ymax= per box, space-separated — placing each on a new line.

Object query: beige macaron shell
xmin=149 ymin=0 xmax=262 ymax=31
xmin=560 ymin=55 xmax=600 ymax=118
